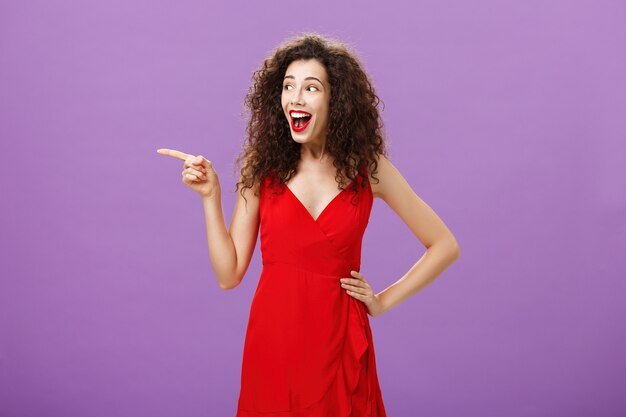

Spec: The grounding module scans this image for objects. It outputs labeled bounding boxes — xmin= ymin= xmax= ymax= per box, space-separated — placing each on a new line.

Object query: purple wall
xmin=1 ymin=1 xmax=624 ymax=416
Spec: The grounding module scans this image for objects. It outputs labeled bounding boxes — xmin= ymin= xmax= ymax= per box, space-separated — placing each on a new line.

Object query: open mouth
xmin=290 ymin=111 xmax=312 ymax=132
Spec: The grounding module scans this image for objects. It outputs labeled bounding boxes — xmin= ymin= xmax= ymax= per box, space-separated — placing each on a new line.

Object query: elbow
xmin=446 ymin=236 xmax=460 ymax=260
xmin=219 ymin=282 xmax=235 ymax=291
xmin=452 ymin=244 xmax=460 ymax=260
xmin=439 ymin=237 xmax=460 ymax=260
xmin=219 ymin=276 xmax=241 ymax=291
xmin=449 ymin=237 xmax=460 ymax=260
xmin=429 ymin=238 xmax=460 ymax=256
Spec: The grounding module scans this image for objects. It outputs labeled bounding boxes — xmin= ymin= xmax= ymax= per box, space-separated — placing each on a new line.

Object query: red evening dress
xmin=236 ymin=165 xmax=387 ymax=417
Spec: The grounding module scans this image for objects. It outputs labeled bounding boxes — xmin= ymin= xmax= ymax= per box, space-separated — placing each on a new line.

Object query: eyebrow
xmin=283 ymin=75 xmax=323 ymax=84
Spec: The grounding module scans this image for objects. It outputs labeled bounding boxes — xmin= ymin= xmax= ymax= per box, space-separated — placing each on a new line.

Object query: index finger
xmin=156 ymin=148 xmax=192 ymax=161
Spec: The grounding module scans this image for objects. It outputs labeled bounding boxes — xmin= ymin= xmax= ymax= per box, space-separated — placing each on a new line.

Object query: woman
xmin=158 ymin=33 xmax=460 ymax=417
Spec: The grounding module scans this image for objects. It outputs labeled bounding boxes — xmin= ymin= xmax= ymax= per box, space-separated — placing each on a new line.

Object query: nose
xmin=290 ymin=88 xmax=304 ymax=106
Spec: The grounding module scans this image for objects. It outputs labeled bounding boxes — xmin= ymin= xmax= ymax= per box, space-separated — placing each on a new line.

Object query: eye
xmin=282 ymin=85 xmax=320 ymax=91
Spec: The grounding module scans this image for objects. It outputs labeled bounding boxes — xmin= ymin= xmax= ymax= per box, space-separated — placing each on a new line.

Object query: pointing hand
xmin=156 ymin=148 xmax=220 ymax=198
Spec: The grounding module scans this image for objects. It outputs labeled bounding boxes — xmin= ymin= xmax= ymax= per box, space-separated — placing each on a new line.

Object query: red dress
xmin=236 ymin=165 xmax=387 ymax=417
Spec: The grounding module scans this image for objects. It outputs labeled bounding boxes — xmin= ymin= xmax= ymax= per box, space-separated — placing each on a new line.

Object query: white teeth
xmin=291 ymin=113 xmax=310 ymax=118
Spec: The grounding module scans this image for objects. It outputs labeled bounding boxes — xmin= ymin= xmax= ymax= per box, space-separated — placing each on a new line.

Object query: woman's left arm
xmin=372 ymin=154 xmax=461 ymax=315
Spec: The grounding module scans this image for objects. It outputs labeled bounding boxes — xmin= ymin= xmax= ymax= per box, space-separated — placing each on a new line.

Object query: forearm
xmin=201 ymin=191 xmax=238 ymax=290
xmin=377 ymin=240 xmax=460 ymax=314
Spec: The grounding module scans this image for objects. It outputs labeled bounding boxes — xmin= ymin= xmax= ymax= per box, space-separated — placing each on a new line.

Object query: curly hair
xmin=233 ymin=32 xmax=389 ymax=205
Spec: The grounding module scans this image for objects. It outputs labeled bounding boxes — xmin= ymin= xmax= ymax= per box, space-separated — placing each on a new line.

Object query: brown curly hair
xmin=233 ymin=32 xmax=389 ymax=205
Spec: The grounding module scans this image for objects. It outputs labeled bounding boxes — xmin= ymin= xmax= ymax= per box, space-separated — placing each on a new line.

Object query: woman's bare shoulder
xmin=367 ymin=153 xmax=392 ymax=199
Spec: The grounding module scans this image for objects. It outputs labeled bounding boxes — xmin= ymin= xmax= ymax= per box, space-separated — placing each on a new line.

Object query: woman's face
xmin=281 ymin=59 xmax=331 ymax=145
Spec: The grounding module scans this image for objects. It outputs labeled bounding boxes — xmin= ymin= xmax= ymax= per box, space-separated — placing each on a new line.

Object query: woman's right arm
xmin=156 ymin=148 xmax=260 ymax=291
xmin=201 ymin=179 xmax=260 ymax=290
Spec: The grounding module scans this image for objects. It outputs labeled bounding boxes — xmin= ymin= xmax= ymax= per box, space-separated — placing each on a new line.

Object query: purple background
xmin=1 ymin=0 xmax=625 ymax=416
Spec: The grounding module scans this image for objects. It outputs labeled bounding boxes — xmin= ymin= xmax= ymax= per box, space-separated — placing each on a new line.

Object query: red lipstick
xmin=289 ymin=110 xmax=312 ymax=133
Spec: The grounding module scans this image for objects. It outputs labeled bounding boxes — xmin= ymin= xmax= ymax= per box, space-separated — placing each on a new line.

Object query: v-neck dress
xmin=236 ymin=165 xmax=387 ymax=417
